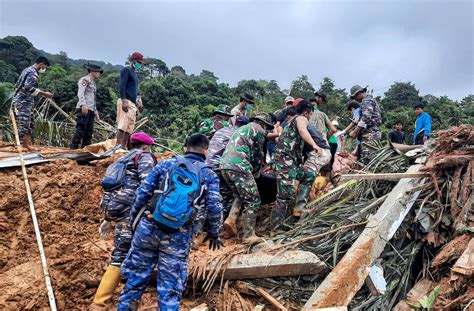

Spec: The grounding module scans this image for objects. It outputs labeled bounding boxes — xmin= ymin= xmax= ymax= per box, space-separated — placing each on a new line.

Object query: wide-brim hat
xmin=250 ymin=112 xmax=274 ymax=130
xmin=86 ymin=63 xmax=103 ymax=73
xmin=213 ymin=104 xmax=234 ymax=116
xmin=314 ymin=90 xmax=327 ymax=102
xmin=240 ymin=93 xmax=255 ymax=104
xmin=350 ymin=85 xmax=367 ymax=99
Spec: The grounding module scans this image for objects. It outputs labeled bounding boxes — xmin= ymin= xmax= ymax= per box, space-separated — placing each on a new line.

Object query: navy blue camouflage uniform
xmin=118 ymin=153 xmax=223 ymax=310
xmin=357 ymin=95 xmax=382 ymax=164
xmin=13 ymin=66 xmax=40 ymax=142
xmin=100 ymin=150 xmax=156 ymax=266
xmin=206 ymin=125 xmax=239 ymax=218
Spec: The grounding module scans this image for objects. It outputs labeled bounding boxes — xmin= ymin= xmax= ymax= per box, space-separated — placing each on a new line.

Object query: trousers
xmin=70 ymin=109 xmax=95 ymax=149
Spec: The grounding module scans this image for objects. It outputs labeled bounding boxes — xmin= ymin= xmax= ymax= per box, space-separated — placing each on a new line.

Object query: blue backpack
xmin=150 ymin=156 xmax=208 ymax=231
xmin=101 ymin=151 xmax=140 ymax=191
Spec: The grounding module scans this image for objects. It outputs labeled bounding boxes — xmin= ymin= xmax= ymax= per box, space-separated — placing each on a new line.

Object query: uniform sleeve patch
xmin=81 ymin=79 xmax=89 ymax=87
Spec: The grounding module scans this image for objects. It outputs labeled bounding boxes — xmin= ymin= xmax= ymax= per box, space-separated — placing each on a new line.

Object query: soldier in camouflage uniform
xmin=92 ymin=132 xmax=157 ymax=308
xmin=206 ymin=115 xmax=250 ymax=218
xmin=70 ymin=64 xmax=103 ymax=149
xmin=13 ymin=56 xmax=53 ymax=151
xmin=193 ymin=104 xmax=234 ymax=138
xmin=348 ymin=85 xmax=382 ymax=165
xmin=118 ymin=134 xmax=223 ymax=310
xmin=219 ymin=113 xmax=274 ymax=240
xmin=270 ymin=100 xmax=325 ymax=229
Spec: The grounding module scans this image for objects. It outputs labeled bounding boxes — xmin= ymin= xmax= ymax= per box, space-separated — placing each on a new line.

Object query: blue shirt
xmin=414 ymin=112 xmax=432 ymax=141
xmin=119 ymin=66 xmax=139 ymax=103
xmin=353 ymin=108 xmax=360 ymax=121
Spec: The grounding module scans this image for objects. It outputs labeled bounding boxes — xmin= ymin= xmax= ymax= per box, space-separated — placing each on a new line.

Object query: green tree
xmin=382 ymin=82 xmax=420 ymax=110
xmin=0 ymin=60 xmax=18 ymax=83
xmin=290 ymin=75 xmax=315 ymax=99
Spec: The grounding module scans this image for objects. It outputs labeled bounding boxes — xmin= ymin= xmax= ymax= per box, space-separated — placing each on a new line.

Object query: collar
xmin=184 ymin=152 xmax=206 ymax=162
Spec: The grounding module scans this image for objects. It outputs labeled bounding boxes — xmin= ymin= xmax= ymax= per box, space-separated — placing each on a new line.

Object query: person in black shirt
xmin=388 ymin=120 xmax=405 ymax=144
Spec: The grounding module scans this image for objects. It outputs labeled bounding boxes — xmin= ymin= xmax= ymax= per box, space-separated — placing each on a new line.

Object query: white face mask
xmin=39 ymin=68 xmax=47 ymax=73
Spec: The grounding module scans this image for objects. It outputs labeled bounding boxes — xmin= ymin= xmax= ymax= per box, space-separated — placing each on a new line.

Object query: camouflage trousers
xmin=14 ymin=99 xmax=35 ymax=142
xmin=221 ymin=169 xmax=261 ymax=215
xmin=118 ymin=218 xmax=191 ymax=311
xmin=273 ymin=155 xmax=318 ymax=214
xmin=302 ymin=149 xmax=332 ymax=179
xmin=216 ymin=170 xmax=234 ymax=218
xmin=359 ymin=132 xmax=381 ymax=165
xmin=110 ymin=221 xmax=132 ymax=266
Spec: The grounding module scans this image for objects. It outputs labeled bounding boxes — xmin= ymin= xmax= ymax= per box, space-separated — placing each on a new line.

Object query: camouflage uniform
xmin=197 ymin=115 xmax=230 ymax=138
xmin=219 ymin=122 xmax=266 ymax=215
xmin=206 ymin=125 xmax=239 ymax=217
xmin=13 ymin=66 xmax=40 ymax=142
xmin=357 ymin=96 xmax=382 ymax=164
xmin=118 ymin=153 xmax=222 ymax=310
xmin=271 ymin=118 xmax=316 ymax=221
xmin=100 ymin=150 xmax=156 ymax=266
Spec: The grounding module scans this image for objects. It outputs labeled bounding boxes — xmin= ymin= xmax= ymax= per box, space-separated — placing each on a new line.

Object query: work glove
xmin=203 ymin=233 xmax=223 ymax=251
xmin=99 ymin=220 xmax=113 ymax=237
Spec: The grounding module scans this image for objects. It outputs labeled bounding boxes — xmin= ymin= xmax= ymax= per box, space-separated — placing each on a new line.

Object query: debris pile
xmin=0 ymin=125 xmax=472 ymax=310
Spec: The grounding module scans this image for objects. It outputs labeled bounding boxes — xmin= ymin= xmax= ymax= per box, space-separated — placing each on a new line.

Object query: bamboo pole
xmin=8 ymin=110 xmax=57 ymax=311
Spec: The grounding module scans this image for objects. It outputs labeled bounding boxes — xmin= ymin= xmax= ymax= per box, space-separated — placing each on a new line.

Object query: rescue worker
xmin=206 ymin=115 xmax=250 ymax=218
xmin=117 ymin=52 xmax=145 ymax=149
xmin=13 ymin=56 xmax=53 ymax=151
xmin=195 ymin=104 xmax=234 ymax=138
xmin=310 ymin=90 xmax=337 ymax=140
xmin=92 ymin=132 xmax=157 ymax=308
xmin=413 ymin=103 xmax=431 ymax=145
xmin=220 ymin=113 xmax=275 ymax=240
xmin=230 ymin=93 xmax=255 ymax=125
xmin=271 ymin=100 xmax=324 ymax=229
xmin=274 ymin=95 xmax=295 ymax=125
xmin=70 ymin=64 xmax=103 ymax=149
xmin=338 ymin=100 xmax=361 ymax=156
xmin=348 ymin=85 xmax=382 ymax=164
xmin=118 ymin=133 xmax=223 ymax=310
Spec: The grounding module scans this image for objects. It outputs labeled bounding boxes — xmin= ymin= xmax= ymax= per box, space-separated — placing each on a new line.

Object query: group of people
xmin=11 ymin=53 xmax=433 ymax=311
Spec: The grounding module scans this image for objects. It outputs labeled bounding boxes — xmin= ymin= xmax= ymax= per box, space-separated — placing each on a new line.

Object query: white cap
xmin=332 ymin=120 xmax=340 ymax=127
xmin=284 ymin=96 xmax=295 ymax=104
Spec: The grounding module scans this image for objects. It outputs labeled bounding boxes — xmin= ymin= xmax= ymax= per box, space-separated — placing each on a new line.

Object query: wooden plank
xmin=452 ymin=238 xmax=474 ymax=276
xmin=302 ymin=165 xmax=426 ymax=310
xmin=340 ymin=172 xmax=430 ymax=180
xmin=255 ymin=287 xmax=287 ymax=311
xmin=195 ymin=250 xmax=327 ymax=281
xmin=393 ymin=279 xmax=436 ymax=310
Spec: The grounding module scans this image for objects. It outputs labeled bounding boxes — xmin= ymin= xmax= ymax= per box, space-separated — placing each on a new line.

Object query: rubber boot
xmin=241 ymin=212 xmax=259 ymax=243
xmin=22 ymin=134 xmax=36 ymax=152
xmin=292 ymin=184 xmax=312 ymax=217
xmin=223 ymin=197 xmax=242 ymax=237
xmin=92 ymin=265 xmax=121 ymax=307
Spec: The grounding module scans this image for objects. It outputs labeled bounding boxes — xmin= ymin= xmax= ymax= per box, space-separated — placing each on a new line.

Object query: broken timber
xmin=303 ymin=165 xmax=426 ymax=310
xmin=196 ymin=250 xmax=327 ymax=281
xmin=340 ymin=172 xmax=430 ymax=180
xmin=452 ymin=238 xmax=473 ymax=276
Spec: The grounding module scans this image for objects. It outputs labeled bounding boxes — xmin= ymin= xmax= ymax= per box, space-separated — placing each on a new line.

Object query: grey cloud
xmin=0 ymin=0 xmax=472 ymax=100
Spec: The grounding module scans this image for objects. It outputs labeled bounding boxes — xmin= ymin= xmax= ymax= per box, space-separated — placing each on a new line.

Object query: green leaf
xmin=419 ymin=285 xmax=440 ymax=309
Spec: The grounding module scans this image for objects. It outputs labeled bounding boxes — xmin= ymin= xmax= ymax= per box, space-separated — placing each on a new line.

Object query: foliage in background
xmin=0 ymin=35 xmax=472 ymax=148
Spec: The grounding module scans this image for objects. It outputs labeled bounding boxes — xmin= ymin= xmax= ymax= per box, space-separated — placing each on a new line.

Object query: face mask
xmin=39 ymin=68 xmax=47 ymax=73
xmin=133 ymin=62 xmax=142 ymax=70
xmin=245 ymin=104 xmax=253 ymax=111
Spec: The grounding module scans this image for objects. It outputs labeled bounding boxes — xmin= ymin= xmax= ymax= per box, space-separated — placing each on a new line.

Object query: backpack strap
xmin=133 ymin=151 xmax=158 ymax=170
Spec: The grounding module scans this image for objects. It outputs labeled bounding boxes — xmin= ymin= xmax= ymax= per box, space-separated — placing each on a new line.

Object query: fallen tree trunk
xmin=302 ymin=165 xmax=426 ymax=310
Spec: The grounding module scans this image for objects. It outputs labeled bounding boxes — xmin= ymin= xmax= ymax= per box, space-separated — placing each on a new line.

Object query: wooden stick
xmin=340 ymin=172 xmax=430 ymax=180
xmin=255 ymin=287 xmax=287 ymax=311
xmin=271 ymin=221 xmax=368 ymax=251
xmin=9 ymin=110 xmax=57 ymax=311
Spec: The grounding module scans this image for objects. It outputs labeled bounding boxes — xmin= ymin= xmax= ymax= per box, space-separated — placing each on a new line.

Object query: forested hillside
xmin=0 ymin=36 xmax=472 ymax=147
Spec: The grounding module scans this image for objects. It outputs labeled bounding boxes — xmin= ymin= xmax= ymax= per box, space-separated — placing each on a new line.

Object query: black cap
xmin=240 ymin=93 xmax=255 ymax=104
xmin=86 ymin=63 xmax=104 ymax=73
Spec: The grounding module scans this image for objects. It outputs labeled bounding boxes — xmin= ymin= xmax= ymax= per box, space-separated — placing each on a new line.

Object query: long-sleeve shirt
xmin=13 ymin=65 xmax=40 ymax=106
xmin=357 ymin=95 xmax=382 ymax=139
xmin=130 ymin=153 xmax=223 ymax=237
xmin=75 ymin=75 xmax=97 ymax=111
xmin=414 ymin=112 xmax=432 ymax=141
xmin=119 ymin=66 xmax=138 ymax=103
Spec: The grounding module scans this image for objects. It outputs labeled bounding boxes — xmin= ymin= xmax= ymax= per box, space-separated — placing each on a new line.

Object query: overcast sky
xmin=1 ymin=0 xmax=473 ymax=100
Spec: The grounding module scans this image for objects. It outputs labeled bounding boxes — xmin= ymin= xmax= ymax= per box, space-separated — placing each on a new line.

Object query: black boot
xmin=270 ymin=205 xmax=287 ymax=231
xmin=292 ymin=184 xmax=312 ymax=217
xmin=241 ymin=212 xmax=259 ymax=242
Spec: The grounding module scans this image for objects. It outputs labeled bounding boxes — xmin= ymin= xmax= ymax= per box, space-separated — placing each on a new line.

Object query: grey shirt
xmin=76 ymin=75 xmax=97 ymax=111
